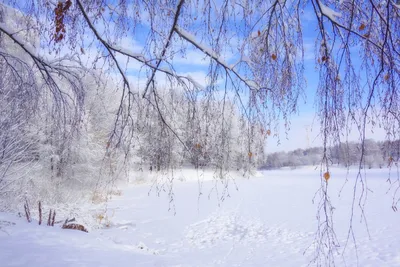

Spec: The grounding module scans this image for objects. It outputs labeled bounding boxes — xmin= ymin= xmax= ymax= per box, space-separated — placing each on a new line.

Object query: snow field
xmin=0 ymin=167 xmax=399 ymax=266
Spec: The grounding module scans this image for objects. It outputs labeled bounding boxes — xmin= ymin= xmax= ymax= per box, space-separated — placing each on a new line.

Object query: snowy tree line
xmin=262 ymin=139 xmax=400 ymax=170
xmin=0 ymin=72 xmax=267 ymax=202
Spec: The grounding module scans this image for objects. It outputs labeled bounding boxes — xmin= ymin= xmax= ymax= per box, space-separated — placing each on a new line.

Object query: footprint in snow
xmin=184 ymin=212 xmax=268 ymax=248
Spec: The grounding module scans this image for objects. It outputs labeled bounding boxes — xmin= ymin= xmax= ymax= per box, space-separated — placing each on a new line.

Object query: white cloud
xmin=118 ymin=37 xmax=143 ymax=53
xmin=172 ymin=49 xmax=210 ymax=66
xmin=302 ymin=40 xmax=315 ymax=61
xmin=302 ymin=8 xmax=317 ymax=22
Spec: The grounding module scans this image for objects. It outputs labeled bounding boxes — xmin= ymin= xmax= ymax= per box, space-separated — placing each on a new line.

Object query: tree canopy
xmin=1 ymin=0 xmax=399 ymax=148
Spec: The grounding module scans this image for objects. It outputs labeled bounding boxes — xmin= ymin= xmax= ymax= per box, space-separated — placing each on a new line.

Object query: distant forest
xmin=262 ymin=139 xmax=400 ymax=170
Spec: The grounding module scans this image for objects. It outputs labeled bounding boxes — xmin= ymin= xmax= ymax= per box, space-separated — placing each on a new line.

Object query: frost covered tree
xmin=363 ymin=139 xmax=384 ymax=169
xmin=0 ymin=2 xmax=86 ymax=183
xmin=1 ymin=0 xmax=400 ymax=265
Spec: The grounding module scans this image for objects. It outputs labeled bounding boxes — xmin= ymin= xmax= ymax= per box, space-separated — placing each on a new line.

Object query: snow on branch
xmin=317 ymin=1 xmax=342 ymax=22
xmin=76 ymin=0 xmax=204 ymax=94
xmin=111 ymin=45 xmax=205 ymax=90
xmin=315 ymin=7 xmax=386 ymax=55
xmin=0 ymin=22 xmax=41 ymax=61
xmin=0 ymin=20 xmax=82 ymax=87
xmin=174 ymin=26 xmax=262 ymax=91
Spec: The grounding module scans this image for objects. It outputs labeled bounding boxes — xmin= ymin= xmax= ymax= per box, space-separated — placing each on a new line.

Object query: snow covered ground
xmin=1 ymin=167 xmax=399 ymax=266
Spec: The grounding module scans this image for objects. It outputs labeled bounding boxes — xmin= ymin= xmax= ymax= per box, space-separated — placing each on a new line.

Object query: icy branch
xmin=76 ymin=0 xmax=131 ymax=92
xmin=0 ymin=22 xmax=40 ymax=61
xmin=112 ymin=45 xmax=200 ymax=88
xmin=142 ymin=0 xmax=185 ymax=98
xmin=76 ymin=0 xmax=215 ymax=94
xmin=174 ymin=26 xmax=261 ymax=91
xmin=0 ymin=21 xmax=82 ymax=85
xmin=314 ymin=2 xmax=387 ymax=56
xmin=318 ymin=1 xmax=342 ymax=22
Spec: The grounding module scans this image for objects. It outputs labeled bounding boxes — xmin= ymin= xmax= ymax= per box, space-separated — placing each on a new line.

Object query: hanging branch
xmin=142 ymin=0 xmax=185 ymax=98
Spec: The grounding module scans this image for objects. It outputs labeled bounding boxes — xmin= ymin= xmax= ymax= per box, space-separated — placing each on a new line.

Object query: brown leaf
xmin=323 ymin=172 xmax=330 ymax=181
xmin=271 ymin=54 xmax=277 ymax=61
xmin=258 ymin=30 xmax=261 ymax=37
xmin=384 ymin=74 xmax=390 ymax=81
xmin=359 ymin=23 xmax=366 ymax=31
